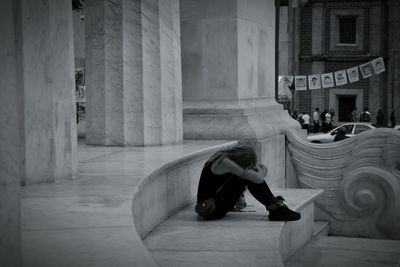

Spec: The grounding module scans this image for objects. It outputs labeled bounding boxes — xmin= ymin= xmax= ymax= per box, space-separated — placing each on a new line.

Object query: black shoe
xmin=267 ymin=196 xmax=301 ymax=221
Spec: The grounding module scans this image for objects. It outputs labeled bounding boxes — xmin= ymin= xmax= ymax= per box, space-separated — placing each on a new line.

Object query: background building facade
xmin=280 ymin=0 xmax=400 ymax=124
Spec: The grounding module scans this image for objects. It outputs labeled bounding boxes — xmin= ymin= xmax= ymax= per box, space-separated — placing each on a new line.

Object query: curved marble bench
xmin=131 ymin=141 xmax=238 ymax=239
xmin=132 ymin=138 xmax=324 ymax=266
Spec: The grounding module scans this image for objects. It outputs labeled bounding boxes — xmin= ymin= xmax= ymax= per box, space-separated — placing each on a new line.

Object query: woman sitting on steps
xmin=195 ymin=146 xmax=300 ymax=221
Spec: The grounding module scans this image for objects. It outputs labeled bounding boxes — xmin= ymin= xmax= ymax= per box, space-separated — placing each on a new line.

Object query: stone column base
xmin=183 ymin=99 xmax=301 ymax=140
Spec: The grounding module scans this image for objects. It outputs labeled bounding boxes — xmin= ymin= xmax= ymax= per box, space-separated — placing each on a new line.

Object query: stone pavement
xmin=287 ymin=236 xmax=400 ymax=267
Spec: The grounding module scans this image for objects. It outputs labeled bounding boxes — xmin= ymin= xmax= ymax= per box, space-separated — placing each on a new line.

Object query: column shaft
xmin=19 ymin=0 xmax=77 ymax=184
xmin=86 ymin=0 xmax=182 ymax=146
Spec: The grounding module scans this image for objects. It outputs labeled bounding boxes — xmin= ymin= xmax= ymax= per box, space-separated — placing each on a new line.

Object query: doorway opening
xmin=338 ymin=95 xmax=356 ymax=122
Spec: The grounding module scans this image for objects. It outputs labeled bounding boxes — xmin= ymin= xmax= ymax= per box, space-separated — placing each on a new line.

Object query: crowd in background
xmin=289 ymin=107 xmax=397 ymax=134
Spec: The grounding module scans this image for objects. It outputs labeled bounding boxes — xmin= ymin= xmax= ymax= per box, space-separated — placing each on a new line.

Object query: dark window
xmin=338 ymin=95 xmax=356 ymax=122
xmin=339 ymin=16 xmax=357 ymax=44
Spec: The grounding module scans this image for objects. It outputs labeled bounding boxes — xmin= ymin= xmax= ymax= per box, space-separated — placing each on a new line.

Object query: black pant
xmin=313 ymin=122 xmax=320 ymax=133
xmin=207 ymin=177 xmax=276 ymax=219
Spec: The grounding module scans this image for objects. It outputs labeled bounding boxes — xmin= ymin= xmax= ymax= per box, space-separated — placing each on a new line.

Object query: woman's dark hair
xmin=337 ymin=127 xmax=347 ymax=135
xmin=211 ymin=146 xmax=257 ymax=169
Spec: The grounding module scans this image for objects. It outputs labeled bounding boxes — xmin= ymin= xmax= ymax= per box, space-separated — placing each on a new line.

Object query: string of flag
xmin=279 ymin=57 xmax=385 ymax=91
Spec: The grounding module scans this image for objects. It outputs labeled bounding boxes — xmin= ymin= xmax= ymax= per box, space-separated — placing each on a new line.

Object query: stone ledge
xmin=183 ymin=99 xmax=302 ymax=140
xmin=184 ymin=109 xmax=301 ymax=140
xmin=313 ymin=221 xmax=330 ymax=237
xmin=143 ymin=188 xmax=323 ymax=267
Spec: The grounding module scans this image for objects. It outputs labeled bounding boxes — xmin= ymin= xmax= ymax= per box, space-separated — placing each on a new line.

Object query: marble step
xmin=143 ymin=188 xmax=323 ymax=267
xmin=313 ymin=221 xmax=330 ymax=237
xmin=286 ymin=236 xmax=400 ymax=267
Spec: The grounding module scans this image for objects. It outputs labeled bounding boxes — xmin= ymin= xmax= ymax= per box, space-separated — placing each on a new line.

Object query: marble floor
xmin=286 ymin=236 xmax=400 ymax=267
xmin=21 ymin=139 xmax=400 ymax=267
xmin=21 ymin=139 xmax=233 ymax=267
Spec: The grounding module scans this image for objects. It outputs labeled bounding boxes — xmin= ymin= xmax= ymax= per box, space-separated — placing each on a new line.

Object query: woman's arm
xmin=211 ymin=156 xmax=266 ymax=184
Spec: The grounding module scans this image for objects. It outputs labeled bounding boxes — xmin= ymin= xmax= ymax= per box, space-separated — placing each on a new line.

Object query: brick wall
xmin=325 ymin=61 xmax=370 ymax=109
xmin=296 ymin=62 xmax=312 ymax=114
xmin=300 ymin=5 xmax=312 ymax=56
xmin=294 ymin=1 xmax=388 ymax=116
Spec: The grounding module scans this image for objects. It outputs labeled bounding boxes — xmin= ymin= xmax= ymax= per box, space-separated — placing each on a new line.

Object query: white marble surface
xmin=132 ymin=140 xmax=238 ymax=237
xmin=181 ymin=0 xmax=275 ymax=101
xmin=237 ymin=0 xmax=275 ymax=99
xmin=203 ymin=18 xmax=238 ymax=100
xmin=0 ymin=1 xmax=22 ymax=266
xmin=123 ymin=0 xmax=146 ymax=145
xmin=85 ymin=0 xmax=182 ymax=146
xmin=183 ymin=101 xmax=301 ymax=188
xmin=256 ymin=135 xmax=287 ymax=188
xmin=287 ymin=128 xmax=400 ymax=240
xmin=287 ymin=236 xmax=400 ymax=267
xmin=159 ymin=0 xmax=183 ymax=143
xmin=19 ymin=0 xmax=77 ymax=184
xmin=49 ymin=0 xmax=78 ymax=181
xmin=180 ymin=0 xmax=237 ymax=21
xmin=183 ymin=100 xmax=301 ymax=140
xmin=237 ymin=21 xmax=275 ymax=99
xmin=143 ymin=188 xmax=323 ymax=267
xmin=237 ymin=0 xmax=274 ymax=26
xmin=104 ymin=0 xmax=124 ymax=145
xmin=21 ymin=140 xmax=234 ymax=267
xmin=85 ymin=0 xmax=106 ymax=144
xmin=181 ymin=0 xmax=300 ymax=147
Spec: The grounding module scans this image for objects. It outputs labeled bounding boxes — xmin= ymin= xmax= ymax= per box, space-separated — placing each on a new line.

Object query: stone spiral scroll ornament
xmin=286 ymin=128 xmax=400 ymax=239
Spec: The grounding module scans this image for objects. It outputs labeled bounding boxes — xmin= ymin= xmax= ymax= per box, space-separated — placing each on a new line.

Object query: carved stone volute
xmin=286 ymin=128 xmax=400 ymax=239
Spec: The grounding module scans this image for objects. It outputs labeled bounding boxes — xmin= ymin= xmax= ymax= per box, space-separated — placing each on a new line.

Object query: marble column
xmin=85 ymin=0 xmax=182 ymax=146
xmin=181 ymin=0 xmax=302 ymax=187
xmin=1 ymin=0 xmax=77 ymax=260
xmin=181 ymin=0 xmax=299 ymax=139
xmin=18 ymin=0 xmax=78 ymax=184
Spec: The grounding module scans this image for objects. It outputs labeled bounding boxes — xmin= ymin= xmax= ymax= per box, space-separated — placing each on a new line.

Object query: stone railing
xmin=286 ymin=128 xmax=400 ymax=240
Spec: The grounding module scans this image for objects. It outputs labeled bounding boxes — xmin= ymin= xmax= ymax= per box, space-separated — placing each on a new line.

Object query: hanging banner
xmin=285 ymin=57 xmax=385 ymax=91
xmin=295 ymin=76 xmax=307 ymax=90
xmin=334 ymin=70 xmax=348 ymax=86
xmin=321 ymin=73 xmax=335 ymax=88
xmin=308 ymin=75 xmax=321 ymax=90
xmin=346 ymin=66 xmax=360 ymax=83
xmin=359 ymin=62 xmax=373 ymax=78
xmin=371 ymin=57 xmax=385 ymax=74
